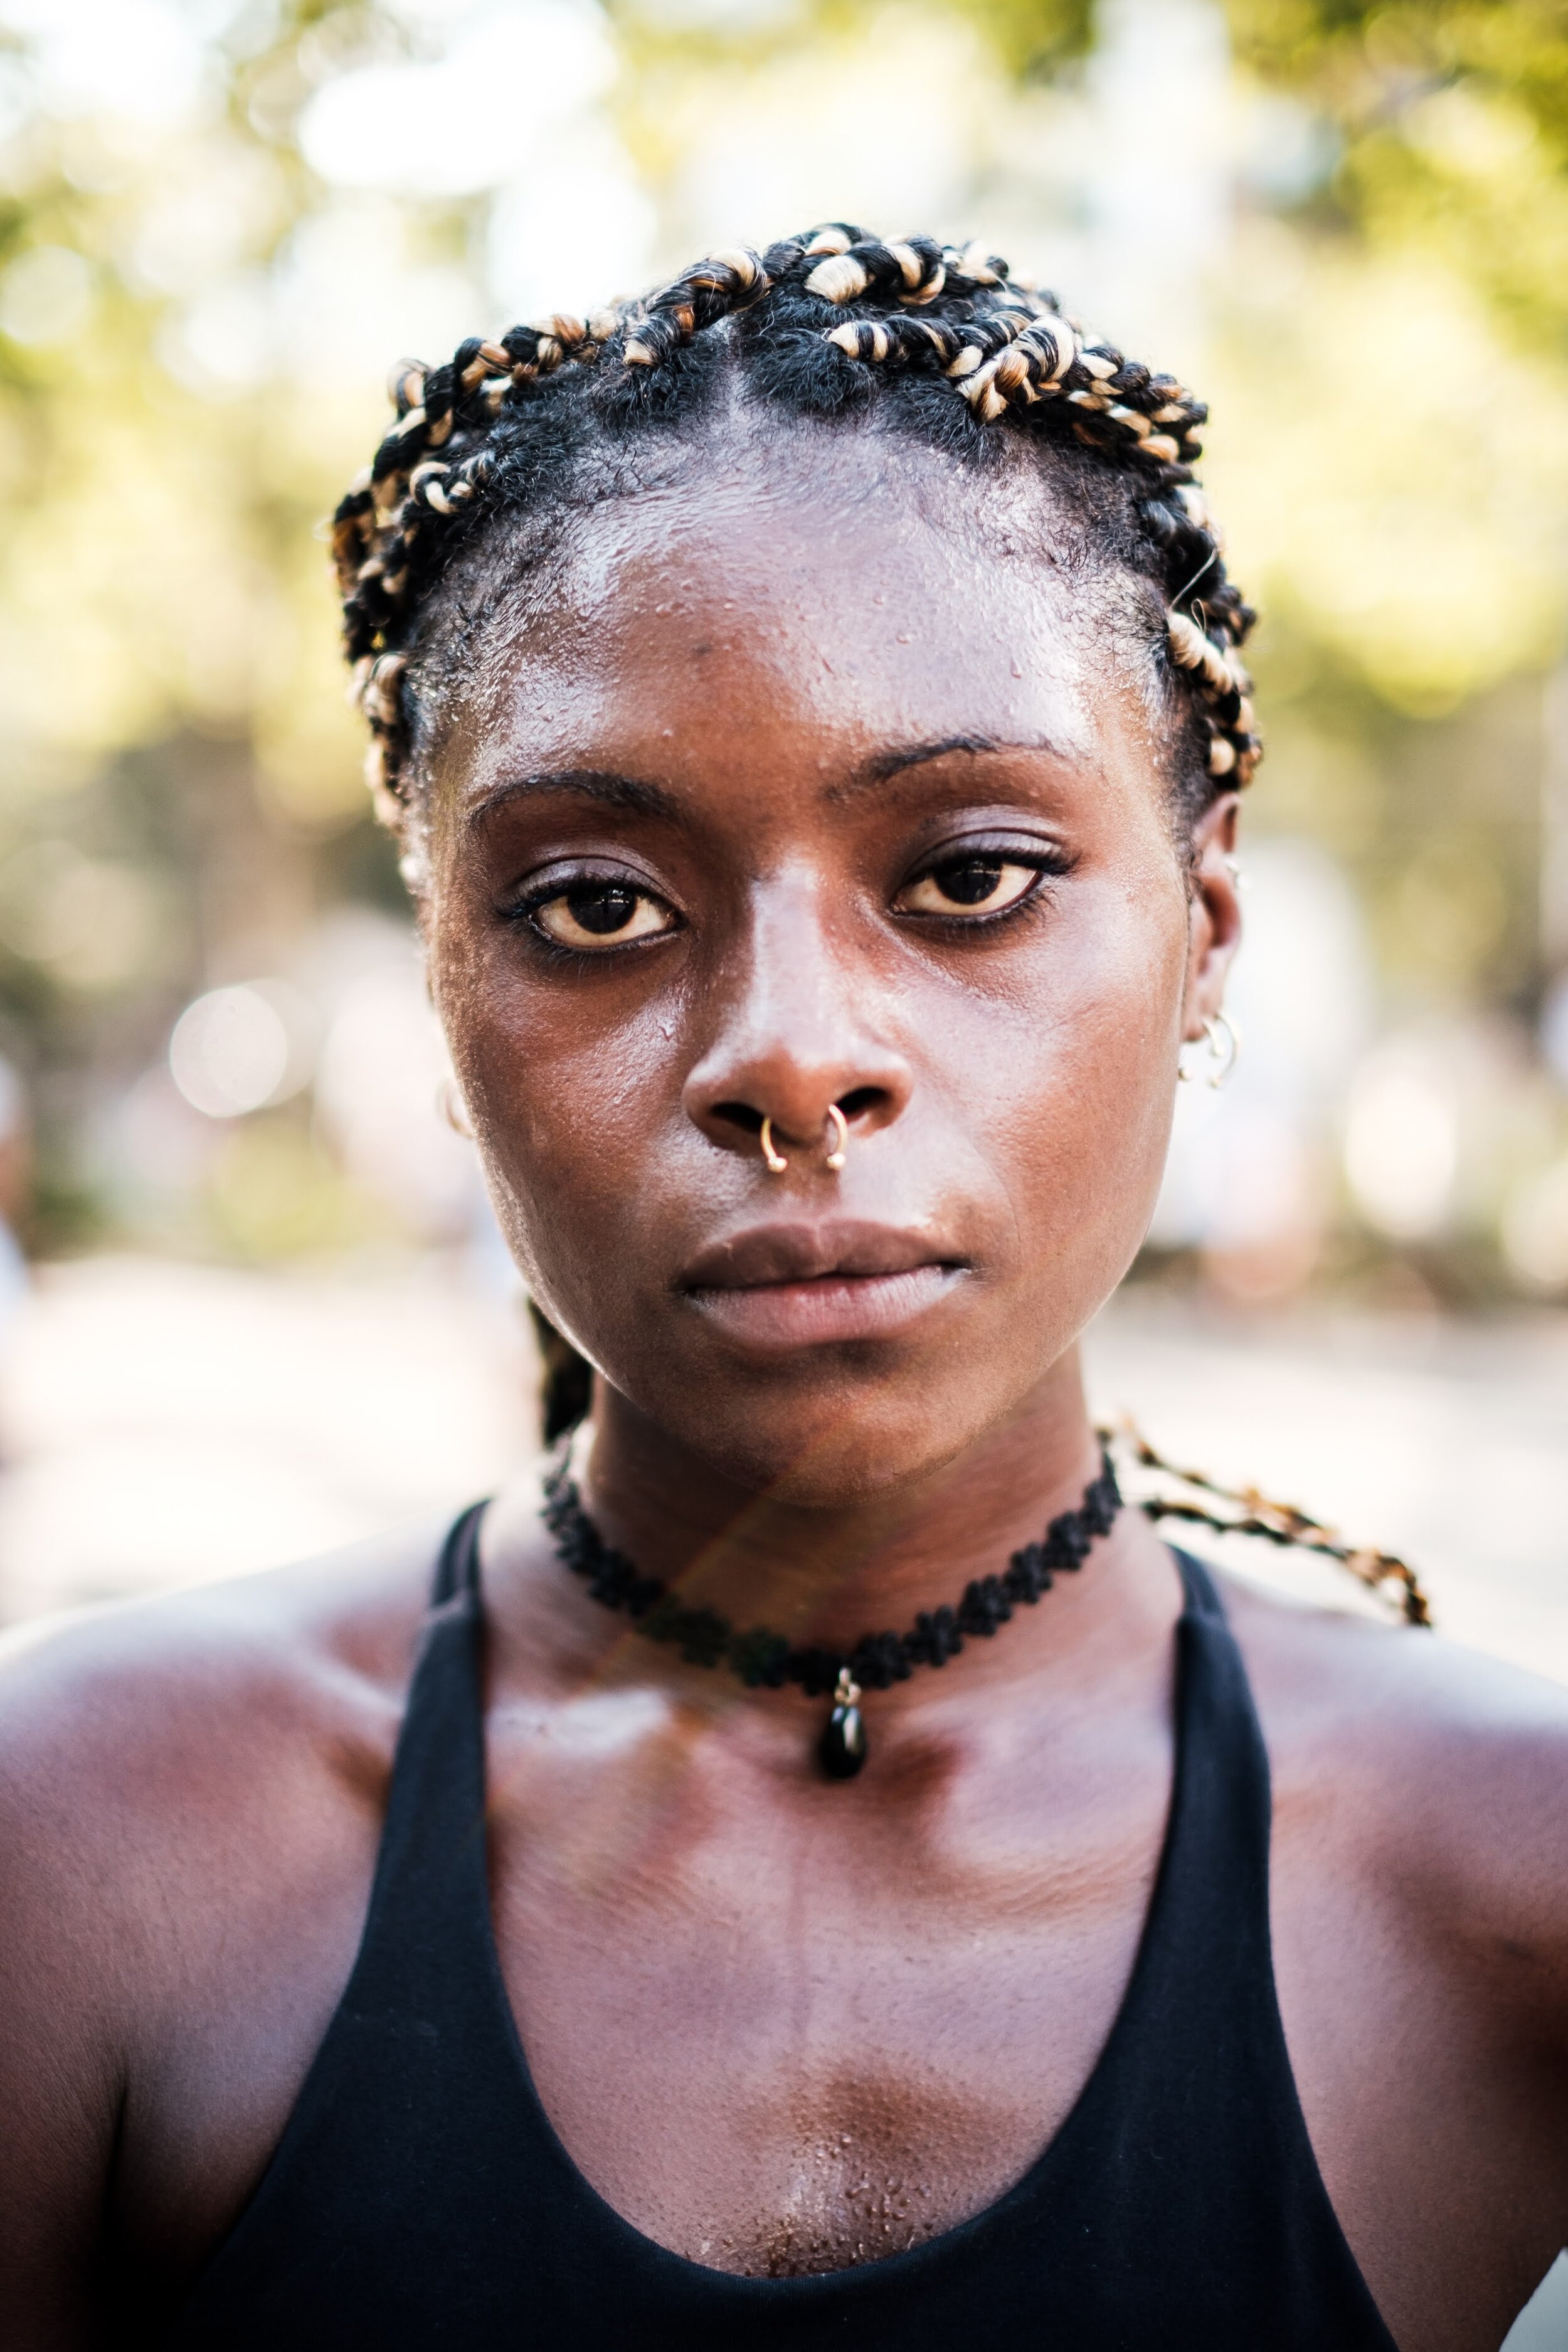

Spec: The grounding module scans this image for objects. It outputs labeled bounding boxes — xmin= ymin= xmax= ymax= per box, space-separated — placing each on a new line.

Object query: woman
xmin=1 ymin=227 xmax=1564 ymax=2351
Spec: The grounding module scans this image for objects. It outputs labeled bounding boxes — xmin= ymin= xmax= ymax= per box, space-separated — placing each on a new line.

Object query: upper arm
xmin=1241 ymin=1591 xmax=1568 ymax=2193
xmin=0 ymin=1545 xmax=432 ymax=2344
xmin=0 ymin=1635 xmax=140 ymax=2348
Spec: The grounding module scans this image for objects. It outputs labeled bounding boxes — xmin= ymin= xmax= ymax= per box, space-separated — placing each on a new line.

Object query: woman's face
xmin=423 ymin=421 xmax=1239 ymax=1500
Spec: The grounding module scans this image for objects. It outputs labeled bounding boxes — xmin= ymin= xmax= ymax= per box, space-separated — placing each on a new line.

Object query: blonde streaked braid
xmin=333 ymin=312 xmax=612 ymax=820
xmin=333 ymin=224 xmax=1259 ymax=817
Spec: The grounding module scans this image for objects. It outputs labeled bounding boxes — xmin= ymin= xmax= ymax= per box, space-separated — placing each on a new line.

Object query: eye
xmin=896 ymin=857 xmax=1046 ymax=919
xmin=529 ymin=881 xmax=676 ymax=951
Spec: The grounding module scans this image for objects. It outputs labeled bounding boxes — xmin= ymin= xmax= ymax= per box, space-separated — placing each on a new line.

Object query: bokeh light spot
xmin=169 ymin=984 xmax=312 ymax=1121
xmin=1343 ymin=1060 xmax=1459 ymax=1239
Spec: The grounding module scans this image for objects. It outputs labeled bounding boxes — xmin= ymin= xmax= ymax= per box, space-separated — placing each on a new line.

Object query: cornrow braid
xmin=332 ymin=223 xmax=1260 ymax=819
xmin=620 ymin=245 xmax=770 ymax=366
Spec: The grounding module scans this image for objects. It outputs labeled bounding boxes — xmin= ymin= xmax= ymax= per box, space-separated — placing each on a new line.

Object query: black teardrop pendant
xmin=820 ymin=1668 xmax=867 ymax=1780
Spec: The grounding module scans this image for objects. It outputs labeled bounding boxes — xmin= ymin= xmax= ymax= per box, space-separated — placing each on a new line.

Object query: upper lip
xmin=678 ymin=1219 xmax=959 ymax=1291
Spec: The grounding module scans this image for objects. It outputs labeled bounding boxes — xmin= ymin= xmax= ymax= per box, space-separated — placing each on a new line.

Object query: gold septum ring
xmin=761 ymin=1104 xmax=849 ymax=1176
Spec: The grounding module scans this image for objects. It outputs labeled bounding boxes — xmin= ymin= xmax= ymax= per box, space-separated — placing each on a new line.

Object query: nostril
xmin=707 ymin=1092 xmax=887 ymax=1148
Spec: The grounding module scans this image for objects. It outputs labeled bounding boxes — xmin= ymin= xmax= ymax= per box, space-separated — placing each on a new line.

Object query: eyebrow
xmin=465 ymin=770 xmax=684 ymax=831
xmin=467 ymin=735 xmax=1072 ymax=830
xmin=829 ymin=733 xmax=1071 ymax=800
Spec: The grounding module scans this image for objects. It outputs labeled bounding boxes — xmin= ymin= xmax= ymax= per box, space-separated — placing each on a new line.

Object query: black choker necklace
xmin=540 ymin=1449 xmax=1122 ymax=1780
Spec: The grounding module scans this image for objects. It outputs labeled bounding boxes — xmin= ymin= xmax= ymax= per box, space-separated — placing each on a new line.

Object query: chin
xmin=625 ymin=1344 xmax=1013 ymax=1507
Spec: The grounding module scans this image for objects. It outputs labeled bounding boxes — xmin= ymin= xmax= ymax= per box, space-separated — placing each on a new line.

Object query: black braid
xmin=529 ymin=1300 xmax=595 ymax=1443
xmin=332 ymin=222 xmax=1259 ymax=827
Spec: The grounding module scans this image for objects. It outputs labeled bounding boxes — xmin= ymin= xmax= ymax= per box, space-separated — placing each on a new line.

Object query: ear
xmin=1179 ymin=793 xmax=1242 ymax=1042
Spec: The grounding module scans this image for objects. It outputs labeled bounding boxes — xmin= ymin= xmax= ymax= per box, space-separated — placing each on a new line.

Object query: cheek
xmin=438 ymin=952 xmax=684 ymax=1276
xmin=955 ymin=871 xmax=1187 ymax=1252
xmin=428 ymin=914 xmax=728 ymax=1370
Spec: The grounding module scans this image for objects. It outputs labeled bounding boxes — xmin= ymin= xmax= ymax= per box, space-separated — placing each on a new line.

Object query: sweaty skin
xmin=0 ymin=421 xmax=1565 ymax=2352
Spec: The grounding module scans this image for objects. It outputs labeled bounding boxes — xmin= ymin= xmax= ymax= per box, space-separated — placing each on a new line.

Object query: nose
xmin=681 ymin=869 xmax=913 ymax=1170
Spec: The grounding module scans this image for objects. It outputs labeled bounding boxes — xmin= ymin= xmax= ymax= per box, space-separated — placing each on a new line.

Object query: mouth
xmin=677 ymin=1220 xmax=968 ymax=1351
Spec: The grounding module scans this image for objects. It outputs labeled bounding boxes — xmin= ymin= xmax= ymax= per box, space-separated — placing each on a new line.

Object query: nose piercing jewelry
xmin=758 ymin=1105 xmax=849 ymax=1175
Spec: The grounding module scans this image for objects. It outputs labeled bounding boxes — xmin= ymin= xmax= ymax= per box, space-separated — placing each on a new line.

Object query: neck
xmin=576 ymin=1351 xmax=1119 ymax=1657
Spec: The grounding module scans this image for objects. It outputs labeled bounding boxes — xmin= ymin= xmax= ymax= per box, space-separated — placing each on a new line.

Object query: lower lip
xmin=686 ymin=1264 xmax=963 ymax=1350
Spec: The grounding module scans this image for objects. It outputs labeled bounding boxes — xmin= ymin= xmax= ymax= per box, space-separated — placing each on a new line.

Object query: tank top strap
xmin=1170 ymin=1542 xmax=1227 ymax=1623
xmin=1072 ymin=1543 xmax=1292 ymax=2156
xmin=430 ymin=1496 xmax=485 ymax=1606
xmin=340 ymin=1502 xmax=492 ymax=2015
xmin=1155 ymin=1545 xmax=1274 ymax=1976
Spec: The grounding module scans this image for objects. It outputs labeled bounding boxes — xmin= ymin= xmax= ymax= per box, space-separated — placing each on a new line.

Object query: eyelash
xmin=503 ymin=872 xmax=676 ymax=961
xmin=504 ymin=843 xmax=1074 ymax=958
xmin=898 ymin=844 xmax=1073 ymax=928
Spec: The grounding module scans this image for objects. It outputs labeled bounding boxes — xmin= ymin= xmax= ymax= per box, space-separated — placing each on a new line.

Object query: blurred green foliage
xmin=1226 ymin=0 xmax=1568 ymax=356
xmin=1 ymin=0 xmax=1567 ymax=1290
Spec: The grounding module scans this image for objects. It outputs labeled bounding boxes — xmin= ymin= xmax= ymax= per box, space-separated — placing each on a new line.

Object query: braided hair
xmin=331 ymin=225 xmax=1261 ymax=1439
xmin=332 ymin=223 xmax=1259 ymax=850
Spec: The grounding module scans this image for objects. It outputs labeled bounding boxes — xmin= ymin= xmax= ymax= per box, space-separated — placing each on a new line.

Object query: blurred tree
xmin=1226 ymin=0 xmax=1568 ymax=351
xmin=0 ymin=2 xmax=428 ymax=1243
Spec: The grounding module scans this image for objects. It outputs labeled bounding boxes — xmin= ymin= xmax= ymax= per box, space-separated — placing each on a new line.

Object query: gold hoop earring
xmin=1202 ymin=1010 xmax=1240 ymax=1089
xmin=1177 ymin=1011 xmax=1241 ymax=1090
xmin=760 ymin=1115 xmax=788 ymax=1174
xmin=440 ymin=1080 xmax=475 ymax=1139
xmin=824 ymin=1104 xmax=848 ymax=1172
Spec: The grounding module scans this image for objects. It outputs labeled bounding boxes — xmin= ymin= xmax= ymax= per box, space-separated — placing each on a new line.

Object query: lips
xmin=677 ymin=1219 xmax=967 ymax=1350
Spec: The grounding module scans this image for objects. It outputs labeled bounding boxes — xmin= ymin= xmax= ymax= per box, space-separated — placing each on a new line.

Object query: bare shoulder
xmin=1223 ymin=1565 xmax=1568 ymax=1799
xmin=0 ymin=1518 xmax=466 ymax=2328
xmin=0 ymin=1518 xmax=448 ymax=2026
xmin=1223 ymin=1571 xmax=1568 ymax=2016
xmin=0 ymin=1517 xmax=445 ymax=1805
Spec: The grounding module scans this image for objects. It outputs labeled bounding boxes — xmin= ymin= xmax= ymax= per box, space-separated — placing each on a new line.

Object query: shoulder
xmin=1222 ymin=1571 xmax=1568 ymax=2028
xmin=0 ymin=1518 xmax=445 ymax=1793
xmin=1222 ymin=1566 xmax=1568 ymax=1814
xmin=0 ymin=1520 xmax=447 ymax=2014
xmin=0 ymin=1519 xmax=464 ymax=2307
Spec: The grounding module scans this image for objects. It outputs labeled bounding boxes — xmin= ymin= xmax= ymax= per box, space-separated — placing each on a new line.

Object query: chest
xmin=122 ymin=1665 xmax=1548 ymax=2350
xmin=480 ymin=1705 xmax=1172 ymax=2272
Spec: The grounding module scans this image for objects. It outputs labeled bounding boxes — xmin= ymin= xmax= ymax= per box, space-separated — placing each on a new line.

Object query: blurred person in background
xmin=0 ymin=227 xmax=1564 ymax=2352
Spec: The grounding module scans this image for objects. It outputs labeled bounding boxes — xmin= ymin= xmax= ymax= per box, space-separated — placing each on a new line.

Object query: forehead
xmin=428 ymin=420 xmax=1160 ymax=802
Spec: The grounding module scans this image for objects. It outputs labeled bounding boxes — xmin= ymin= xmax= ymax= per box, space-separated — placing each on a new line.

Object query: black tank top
xmin=167 ymin=1510 xmax=1396 ymax=2350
